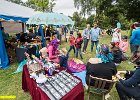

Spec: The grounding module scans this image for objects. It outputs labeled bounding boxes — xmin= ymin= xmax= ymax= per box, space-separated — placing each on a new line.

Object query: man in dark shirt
xmin=116 ymin=51 xmax=140 ymax=100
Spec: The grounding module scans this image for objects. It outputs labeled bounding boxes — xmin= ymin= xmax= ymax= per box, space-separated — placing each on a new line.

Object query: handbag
xmin=67 ymin=59 xmax=86 ymax=73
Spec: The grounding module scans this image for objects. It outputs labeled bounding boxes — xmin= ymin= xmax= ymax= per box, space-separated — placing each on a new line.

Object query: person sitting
xmin=116 ymin=51 xmax=140 ymax=100
xmin=20 ymin=32 xmax=28 ymax=42
xmin=119 ymin=35 xmax=129 ymax=60
xmin=119 ymin=35 xmax=129 ymax=53
xmin=27 ymin=29 xmax=35 ymax=40
xmin=59 ymin=48 xmax=69 ymax=68
xmin=110 ymin=42 xmax=123 ymax=66
xmin=86 ymin=44 xmax=117 ymax=89
xmin=47 ymin=35 xmax=60 ymax=63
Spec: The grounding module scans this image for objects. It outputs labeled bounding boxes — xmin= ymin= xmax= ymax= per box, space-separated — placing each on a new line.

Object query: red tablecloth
xmin=22 ymin=65 xmax=84 ymax=100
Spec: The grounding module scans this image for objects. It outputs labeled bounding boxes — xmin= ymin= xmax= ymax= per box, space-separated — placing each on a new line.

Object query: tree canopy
xmin=75 ymin=0 xmax=140 ymax=21
xmin=28 ymin=0 xmax=49 ymax=12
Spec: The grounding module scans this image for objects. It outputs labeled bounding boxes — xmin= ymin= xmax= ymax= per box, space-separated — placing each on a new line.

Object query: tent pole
xmin=0 ymin=21 xmax=2 ymax=28
xmin=22 ymin=22 xmax=24 ymax=33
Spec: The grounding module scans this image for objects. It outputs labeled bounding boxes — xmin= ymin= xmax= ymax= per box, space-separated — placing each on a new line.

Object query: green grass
xmin=0 ymin=31 xmax=135 ymax=100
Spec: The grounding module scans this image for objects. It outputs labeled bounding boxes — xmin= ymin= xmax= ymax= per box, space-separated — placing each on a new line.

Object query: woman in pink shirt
xmin=47 ymin=35 xmax=60 ymax=63
xmin=119 ymin=35 xmax=128 ymax=53
xmin=119 ymin=35 xmax=129 ymax=61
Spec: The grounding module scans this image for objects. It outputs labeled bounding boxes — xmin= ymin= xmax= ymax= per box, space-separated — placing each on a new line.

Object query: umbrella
xmin=27 ymin=12 xmax=74 ymax=25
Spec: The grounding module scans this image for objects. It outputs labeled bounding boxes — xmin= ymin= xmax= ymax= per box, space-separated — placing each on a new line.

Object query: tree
xmin=74 ymin=0 xmax=96 ymax=16
xmin=28 ymin=0 xmax=49 ymax=12
xmin=86 ymin=15 xmax=95 ymax=26
xmin=6 ymin=0 xmax=23 ymax=4
xmin=48 ymin=0 xmax=56 ymax=12
xmin=72 ymin=12 xmax=82 ymax=27
xmin=117 ymin=0 xmax=140 ymax=21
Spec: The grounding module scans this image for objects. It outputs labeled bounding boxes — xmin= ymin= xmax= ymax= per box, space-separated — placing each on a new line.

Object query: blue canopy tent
xmin=0 ymin=14 xmax=29 ymax=69
xmin=0 ymin=0 xmax=40 ymax=71
xmin=0 ymin=14 xmax=28 ymax=23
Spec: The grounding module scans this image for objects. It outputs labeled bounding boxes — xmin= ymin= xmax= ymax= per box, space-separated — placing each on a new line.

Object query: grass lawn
xmin=0 ymin=31 xmax=135 ymax=100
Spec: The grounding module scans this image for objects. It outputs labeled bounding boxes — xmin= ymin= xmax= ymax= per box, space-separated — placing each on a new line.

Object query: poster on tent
xmin=1 ymin=21 xmax=25 ymax=34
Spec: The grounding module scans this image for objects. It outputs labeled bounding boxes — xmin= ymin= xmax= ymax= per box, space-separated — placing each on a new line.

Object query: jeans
xmin=116 ymin=82 xmax=140 ymax=100
xmin=91 ymin=40 xmax=99 ymax=52
xmin=68 ymin=46 xmax=75 ymax=54
xmin=82 ymin=38 xmax=89 ymax=52
xmin=76 ymin=48 xmax=83 ymax=59
xmin=130 ymin=44 xmax=140 ymax=53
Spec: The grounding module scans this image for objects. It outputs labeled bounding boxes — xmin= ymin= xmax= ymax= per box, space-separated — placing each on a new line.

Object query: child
xmin=75 ymin=33 xmax=83 ymax=59
xmin=112 ymin=28 xmax=121 ymax=47
xmin=67 ymin=34 xmax=75 ymax=54
xmin=119 ymin=35 xmax=129 ymax=60
xmin=119 ymin=35 xmax=128 ymax=53
xmin=59 ymin=48 xmax=69 ymax=68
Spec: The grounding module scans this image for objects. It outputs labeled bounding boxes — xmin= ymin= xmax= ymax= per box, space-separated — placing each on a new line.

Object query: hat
xmin=88 ymin=58 xmax=102 ymax=64
xmin=134 ymin=22 xmax=140 ymax=27
xmin=100 ymin=44 xmax=109 ymax=54
xmin=122 ymin=35 xmax=128 ymax=39
xmin=114 ymin=28 xmax=118 ymax=32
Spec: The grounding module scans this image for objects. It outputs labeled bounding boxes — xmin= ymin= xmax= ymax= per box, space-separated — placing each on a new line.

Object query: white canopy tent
xmin=0 ymin=0 xmax=39 ymax=18
xmin=0 ymin=0 xmax=40 ymax=33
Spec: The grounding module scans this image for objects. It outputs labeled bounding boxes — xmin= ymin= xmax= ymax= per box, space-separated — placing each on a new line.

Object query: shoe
xmin=128 ymin=61 xmax=133 ymax=64
xmin=105 ymin=93 xmax=110 ymax=100
xmin=84 ymin=84 xmax=88 ymax=90
xmin=82 ymin=52 xmax=85 ymax=54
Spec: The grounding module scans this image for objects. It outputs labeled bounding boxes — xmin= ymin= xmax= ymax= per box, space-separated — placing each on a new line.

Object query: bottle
xmin=32 ymin=55 xmax=44 ymax=66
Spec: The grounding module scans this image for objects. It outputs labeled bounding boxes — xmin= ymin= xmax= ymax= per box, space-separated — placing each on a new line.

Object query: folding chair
xmin=87 ymin=75 xmax=115 ymax=100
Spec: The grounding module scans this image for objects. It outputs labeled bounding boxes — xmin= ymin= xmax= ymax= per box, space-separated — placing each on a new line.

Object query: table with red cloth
xmin=22 ymin=65 xmax=84 ymax=100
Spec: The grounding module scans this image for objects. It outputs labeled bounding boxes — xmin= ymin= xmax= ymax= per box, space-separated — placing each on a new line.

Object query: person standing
xmin=67 ymin=34 xmax=75 ymax=54
xmin=75 ymin=33 xmax=83 ymax=59
xmin=130 ymin=22 xmax=140 ymax=53
xmin=82 ymin=24 xmax=91 ymax=53
xmin=112 ymin=28 xmax=121 ymax=47
xmin=90 ymin=23 xmax=101 ymax=52
xmin=45 ymin=26 xmax=51 ymax=41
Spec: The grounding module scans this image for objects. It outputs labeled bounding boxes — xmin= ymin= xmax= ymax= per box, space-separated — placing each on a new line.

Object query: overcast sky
xmin=22 ymin=0 xmax=79 ymax=16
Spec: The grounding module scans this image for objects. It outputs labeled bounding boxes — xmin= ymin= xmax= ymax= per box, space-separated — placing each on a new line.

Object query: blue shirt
xmin=82 ymin=28 xmax=91 ymax=39
xmin=130 ymin=28 xmax=140 ymax=45
xmin=90 ymin=27 xmax=101 ymax=41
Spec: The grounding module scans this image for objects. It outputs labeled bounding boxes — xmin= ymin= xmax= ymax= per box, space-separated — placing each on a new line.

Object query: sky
xmin=22 ymin=0 xmax=80 ymax=17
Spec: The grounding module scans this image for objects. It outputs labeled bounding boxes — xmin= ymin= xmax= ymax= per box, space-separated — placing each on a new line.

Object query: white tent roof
xmin=0 ymin=0 xmax=39 ymax=18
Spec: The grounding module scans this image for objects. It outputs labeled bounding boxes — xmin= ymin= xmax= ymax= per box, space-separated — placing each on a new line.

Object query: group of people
xmin=3 ymin=20 xmax=140 ymax=100
xmin=85 ymin=22 xmax=140 ymax=100
xmin=66 ymin=23 xmax=101 ymax=60
xmin=66 ymin=22 xmax=140 ymax=100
